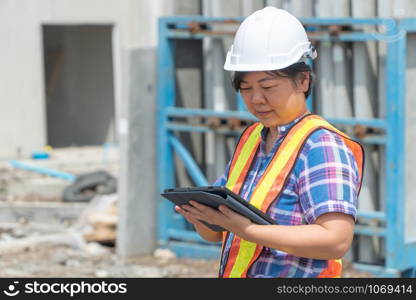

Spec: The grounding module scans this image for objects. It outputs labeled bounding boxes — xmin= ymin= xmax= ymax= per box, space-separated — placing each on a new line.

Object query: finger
xmin=189 ymin=201 xmax=226 ymax=225
xmin=182 ymin=206 xmax=212 ymax=224
xmin=176 ymin=206 xmax=203 ymax=225
xmin=218 ymin=205 xmax=233 ymax=216
xmin=189 ymin=201 xmax=216 ymax=214
xmin=176 ymin=206 xmax=196 ymax=218
xmin=182 ymin=205 xmax=203 ymax=216
xmin=175 ymin=205 xmax=185 ymax=214
xmin=176 ymin=206 xmax=191 ymax=218
xmin=189 ymin=200 xmax=205 ymax=210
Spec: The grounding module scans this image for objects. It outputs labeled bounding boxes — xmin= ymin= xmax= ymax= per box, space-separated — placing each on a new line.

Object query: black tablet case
xmin=161 ymin=186 xmax=277 ymax=232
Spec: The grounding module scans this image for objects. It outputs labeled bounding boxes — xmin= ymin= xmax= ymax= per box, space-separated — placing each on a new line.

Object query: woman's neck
xmin=269 ymin=126 xmax=279 ymax=141
xmin=267 ymin=109 xmax=310 ymax=143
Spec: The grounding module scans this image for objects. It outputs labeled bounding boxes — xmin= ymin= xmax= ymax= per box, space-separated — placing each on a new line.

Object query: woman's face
xmin=239 ymin=71 xmax=309 ymax=128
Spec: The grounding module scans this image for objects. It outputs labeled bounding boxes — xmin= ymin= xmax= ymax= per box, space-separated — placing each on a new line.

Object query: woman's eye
xmin=240 ymin=87 xmax=251 ymax=91
xmin=262 ymin=85 xmax=278 ymax=90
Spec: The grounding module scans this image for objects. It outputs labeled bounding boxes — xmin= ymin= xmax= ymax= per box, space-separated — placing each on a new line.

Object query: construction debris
xmin=83 ymin=195 xmax=118 ymax=244
xmin=0 ymin=146 xmax=119 ymax=203
xmin=153 ymin=248 xmax=177 ymax=263
xmin=0 ymin=192 xmax=218 ymax=278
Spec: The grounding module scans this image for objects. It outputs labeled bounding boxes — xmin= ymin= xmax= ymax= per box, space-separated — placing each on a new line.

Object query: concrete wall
xmin=0 ymin=0 xmax=163 ymax=158
xmin=0 ymin=0 xmax=171 ymax=258
xmin=0 ymin=1 xmax=47 ymax=159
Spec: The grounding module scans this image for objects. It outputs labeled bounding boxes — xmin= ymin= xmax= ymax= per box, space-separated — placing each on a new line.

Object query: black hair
xmin=232 ymin=62 xmax=315 ymax=98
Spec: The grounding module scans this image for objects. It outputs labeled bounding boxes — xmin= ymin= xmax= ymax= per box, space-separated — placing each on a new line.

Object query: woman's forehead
xmin=241 ymin=71 xmax=283 ymax=83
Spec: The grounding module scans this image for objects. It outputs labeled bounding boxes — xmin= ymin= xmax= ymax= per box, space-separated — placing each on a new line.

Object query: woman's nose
xmin=251 ymin=90 xmax=267 ymax=104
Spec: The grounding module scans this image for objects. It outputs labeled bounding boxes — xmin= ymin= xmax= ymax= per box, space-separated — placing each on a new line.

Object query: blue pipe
xmin=167 ymin=30 xmax=382 ymax=42
xmin=167 ymin=228 xmax=218 ymax=245
xmin=160 ymin=16 xmax=388 ymax=26
xmin=326 ymin=117 xmax=388 ymax=129
xmin=166 ymin=107 xmax=256 ymax=120
xmin=354 ymin=225 xmax=386 ymax=237
xmin=167 ymin=107 xmax=388 ymax=130
xmin=167 ymin=134 xmax=209 ymax=187
xmin=357 ymin=210 xmax=386 ymax=222
xmin=9 ymin=160 xmax=76 ymax=182
xmin=166 ymin=123 xmax=242 ymax=137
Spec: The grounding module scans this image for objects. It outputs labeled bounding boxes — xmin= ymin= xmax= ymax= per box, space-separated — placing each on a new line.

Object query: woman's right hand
xmin=175 ymin=205 xmax=204 ymax=226
xmin=175 ymin=205 xmax=222 ymax=242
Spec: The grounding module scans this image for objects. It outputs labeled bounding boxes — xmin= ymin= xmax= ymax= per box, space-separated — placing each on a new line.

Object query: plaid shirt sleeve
xmin=296 ymin=129 xmax=360 ymax=224
xmin=212 ymin=160 xmax=231 ymax=186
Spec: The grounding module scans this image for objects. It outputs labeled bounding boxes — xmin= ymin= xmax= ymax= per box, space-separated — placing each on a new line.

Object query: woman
xmin=175 ymin=7 xmax=364 ymax=278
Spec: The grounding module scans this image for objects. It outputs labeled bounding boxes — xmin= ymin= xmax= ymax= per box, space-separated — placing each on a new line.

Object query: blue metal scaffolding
xmin=157 ymin=16 xmax=416 ymax=277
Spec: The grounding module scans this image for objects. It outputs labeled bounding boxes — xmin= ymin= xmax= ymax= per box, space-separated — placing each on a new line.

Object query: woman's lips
xmin=256 ymin=110 xmax=273 ymax=117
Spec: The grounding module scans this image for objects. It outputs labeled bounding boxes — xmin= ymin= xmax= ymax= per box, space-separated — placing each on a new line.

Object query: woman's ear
xmin=300 ymin=72 xmax=310 ymax=93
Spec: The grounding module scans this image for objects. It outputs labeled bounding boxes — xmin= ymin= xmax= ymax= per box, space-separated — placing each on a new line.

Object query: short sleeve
xmin=296 ymin=129 xmax=360 ymax=224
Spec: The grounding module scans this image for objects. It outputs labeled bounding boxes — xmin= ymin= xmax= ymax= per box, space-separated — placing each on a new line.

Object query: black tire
xmin=62 ymin=170 xmax=117 ymax=202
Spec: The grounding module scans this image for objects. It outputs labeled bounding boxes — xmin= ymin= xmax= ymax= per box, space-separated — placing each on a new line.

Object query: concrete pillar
xmin=116 ymin=0 xmax=171 ymax=258
xmin=116 ymin=47 xmax=158 ymax=257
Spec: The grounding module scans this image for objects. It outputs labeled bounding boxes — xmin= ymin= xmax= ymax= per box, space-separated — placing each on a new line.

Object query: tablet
xmin=161 ymin=186 xmax=277 ymax=232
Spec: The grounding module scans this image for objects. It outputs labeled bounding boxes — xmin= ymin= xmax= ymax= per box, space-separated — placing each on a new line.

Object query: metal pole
xmin=202 ymin=0 xmax=238 ymax=183
xmin=172 ymin=0 xmax=204 ymax=189
xmin=376 ymin=0 xmax=391 ymax=267
xmin=352 ymin=0 xmax=380 ymax=265
xmin=155 ymin=18 xmax=178 ymax=246
xmin=315 ymin=0 xmax=336 ymax=117
xmin=393 ymin=0 xmax=416 ymax=272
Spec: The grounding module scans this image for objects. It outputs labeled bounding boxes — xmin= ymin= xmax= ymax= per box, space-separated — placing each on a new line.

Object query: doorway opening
xmin=42 ymin=25 xmax=115 ymax=147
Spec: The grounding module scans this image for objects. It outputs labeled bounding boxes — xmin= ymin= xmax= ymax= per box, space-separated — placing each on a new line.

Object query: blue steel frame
xmin=157 ymin=16 xmax=416 ymax=276
xmin=383 ymin=18 xmax=416 ymax=277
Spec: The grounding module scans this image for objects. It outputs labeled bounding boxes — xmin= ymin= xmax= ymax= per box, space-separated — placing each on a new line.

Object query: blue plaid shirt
xmin=214 ymin=114 xmax=359 ymax=278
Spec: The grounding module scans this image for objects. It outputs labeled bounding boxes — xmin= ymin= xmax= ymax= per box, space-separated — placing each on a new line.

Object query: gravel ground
xmin=0 ymin=241 xmax=219 ymax=278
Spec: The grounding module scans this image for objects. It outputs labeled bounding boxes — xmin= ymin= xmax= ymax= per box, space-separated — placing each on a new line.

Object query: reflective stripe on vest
xmin=219 ymin=114 xmax=364 ymax=278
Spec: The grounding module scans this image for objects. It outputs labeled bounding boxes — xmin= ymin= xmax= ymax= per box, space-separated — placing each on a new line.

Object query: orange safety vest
xmin=219 ymin=114 xmax=364 ymax=278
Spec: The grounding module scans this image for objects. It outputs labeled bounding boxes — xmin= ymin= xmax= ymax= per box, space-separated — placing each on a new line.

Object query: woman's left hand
xmin=181 ymin=201 xmax=254 ymax=237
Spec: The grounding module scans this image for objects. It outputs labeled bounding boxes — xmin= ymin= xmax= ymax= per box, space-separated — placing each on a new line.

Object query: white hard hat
xmin=224 ymin=7 xmax=317 ymax=72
